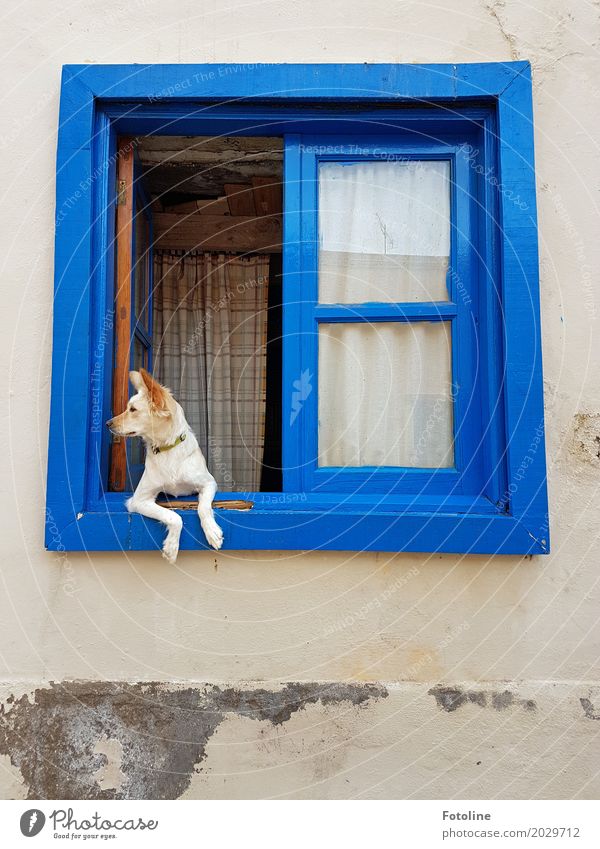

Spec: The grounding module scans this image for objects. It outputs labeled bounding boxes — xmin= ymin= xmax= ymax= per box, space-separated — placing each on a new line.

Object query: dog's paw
xmin=204 ymin=519 xmax=224 ymax=551
xmin=162 ymin=536 xmax=180 ymax=564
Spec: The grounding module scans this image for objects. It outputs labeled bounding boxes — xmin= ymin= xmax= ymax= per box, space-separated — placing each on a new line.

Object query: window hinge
xmin=116 ymin=179 xmax=127 ymax=205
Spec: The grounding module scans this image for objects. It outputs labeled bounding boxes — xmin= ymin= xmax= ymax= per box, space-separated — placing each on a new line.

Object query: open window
xmin=46 ymin=62 xmax=549 ymax=554
xmin=109 ymin=132 xmax=486 ymax=507
xmin=109 ymin=135 xmax=283 ymax=496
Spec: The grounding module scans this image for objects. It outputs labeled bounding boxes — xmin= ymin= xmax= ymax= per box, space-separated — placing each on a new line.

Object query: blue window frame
xmin=288 ymin=136 xmax=487 ymax=503
xmin=46 ymin=62 xmax=549 ymax=555
xmin=128 ymin=161 xmax=153 ymax=489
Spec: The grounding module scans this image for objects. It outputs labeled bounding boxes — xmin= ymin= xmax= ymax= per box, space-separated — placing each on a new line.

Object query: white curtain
xmin=153 ymin=251 xmax=269 ymax=491
xmin=317 ymin=160 xmax=454 ymax=468
xmin=318 ymin=322 xmax=453 ymax=468
xmin=319 ymin=160 xmax=450 ymax=303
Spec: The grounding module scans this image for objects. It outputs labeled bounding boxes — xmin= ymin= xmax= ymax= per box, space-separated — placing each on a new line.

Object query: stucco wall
xmin=1 ymin=0 xmax=599 ymax=799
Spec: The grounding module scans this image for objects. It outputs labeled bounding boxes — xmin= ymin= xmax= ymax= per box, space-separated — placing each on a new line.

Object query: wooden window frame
xmin=46 ymin=62 xmax=549 ymax=555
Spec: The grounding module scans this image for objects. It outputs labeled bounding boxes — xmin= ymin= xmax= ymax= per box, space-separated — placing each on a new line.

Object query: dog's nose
xmin=106 ymin=419 xmax=113 ymax=428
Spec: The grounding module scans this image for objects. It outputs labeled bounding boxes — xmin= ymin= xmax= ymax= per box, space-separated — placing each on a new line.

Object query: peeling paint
xmin=570 ymin=413 xmax=600 ymax=468
xmin=580 ymin=698 xmax=600 ymax=720
xmin=429 ymin=686 xmax=537 ymax=713
xmin=92 ymin=737 xmax=125 ymax=792
xmin=0 ymin=681 xmax=387 ymax=799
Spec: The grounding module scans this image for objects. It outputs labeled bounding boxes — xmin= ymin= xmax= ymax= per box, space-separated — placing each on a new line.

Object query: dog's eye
xmin=129 ymin=406 xmax=137 ymax=413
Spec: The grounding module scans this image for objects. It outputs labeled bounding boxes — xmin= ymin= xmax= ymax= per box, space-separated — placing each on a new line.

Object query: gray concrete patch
xmin=0 ymin=681 xmax=387 ymax=800
xmin=428 ymin=686 xmax=537 ymax=713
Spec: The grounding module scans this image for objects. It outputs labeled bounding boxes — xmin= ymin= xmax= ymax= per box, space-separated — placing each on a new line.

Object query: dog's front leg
xmin=197 ymin=478 xmax=223 ymax=551
xmin=127 ymin=495 xmax=183 ymax=564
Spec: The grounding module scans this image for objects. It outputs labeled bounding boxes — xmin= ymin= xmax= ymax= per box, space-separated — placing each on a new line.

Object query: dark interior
xmin=136 ymin=135 xmax=284 ymax=491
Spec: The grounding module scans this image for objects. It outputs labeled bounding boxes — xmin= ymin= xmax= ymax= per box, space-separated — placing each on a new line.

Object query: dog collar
xmin=151 ymin=432 xmax=187 ymax=455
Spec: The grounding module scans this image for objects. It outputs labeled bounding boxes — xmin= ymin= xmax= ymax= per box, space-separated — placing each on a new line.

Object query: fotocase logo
xmin=20 ymin=809 xmax=45 ymax=837
xmin=290 ymin=369 xmax=313 ymax=425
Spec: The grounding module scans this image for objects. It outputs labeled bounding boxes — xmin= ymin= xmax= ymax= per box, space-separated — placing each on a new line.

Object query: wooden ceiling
xmin=136 ymin=135 xmax=283 ymax=202
xmin=136 ymin=136 xmax=284 ymax=253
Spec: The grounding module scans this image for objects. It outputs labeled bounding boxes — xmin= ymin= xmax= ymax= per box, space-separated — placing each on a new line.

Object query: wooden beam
xmin=109 ymin=136 xmax=135 ymax=492
xmin=137 ymin=134 xmax=283 ymax=165
xmin=161 ymin=499 xmax=254 ymax=511
xmin=224 ymin=183 xmax=256 ymax=216
xmin=252 ymin=176 xmax=282 ymax=216
xmin=163 ymin=197 xmax=230 ymax=215
xmin=153 ymin=212 xmax=282 ymax=253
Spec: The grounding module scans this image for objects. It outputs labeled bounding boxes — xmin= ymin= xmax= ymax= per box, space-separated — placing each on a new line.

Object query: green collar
xmin=151 ymin=432 xmax=187 ymax=455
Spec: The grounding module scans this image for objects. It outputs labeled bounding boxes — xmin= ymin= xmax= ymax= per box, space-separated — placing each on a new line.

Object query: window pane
xmin=133 ymin=336 xmax=147 ymax=371
xmin=134 ymin=200 xmax=149 ymax=329
xmin=319 ymin=160 xmax=450 ymax=303
xmin=318 ymin=321 xmax=453 ymax=468
xmin=130 ymin=337 xmax=149 ymax=468
xmin=130 ymin=435 xmax=144 ymax=468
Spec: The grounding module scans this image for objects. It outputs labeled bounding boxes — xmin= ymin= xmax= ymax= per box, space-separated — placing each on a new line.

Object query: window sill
xmin=46 ymin=502 xmax=548 ymax=555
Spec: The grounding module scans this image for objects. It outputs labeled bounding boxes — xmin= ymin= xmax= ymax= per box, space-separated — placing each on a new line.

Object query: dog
xmin=106 ymin=368 xmax=224 ymax=562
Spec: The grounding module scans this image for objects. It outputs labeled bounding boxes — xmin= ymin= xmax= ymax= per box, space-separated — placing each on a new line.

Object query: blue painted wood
xmin=54 ymin=509 xmax=544 ymax=555
xmin=127 ymin=158 xmax=154 ymax=488
xmin=104 ymin=103 xmax=497 ymax=140
xmin=496 ymin=65 xmax=548 ymax=549
xmin=90 ymin=490 xmax=497 ymax=514
xmin=46 ymin=126 xmax=95 ymax=543
xmin=281 ymin=133 xmax=304 ymax=492
xmin=46 ymin=61 xmax=548 ymax=555
xmin=296 ymin=136 xmax=488 ymax=498
xmin=478 ymin=109 xmax=507 ymax=508
xmin=89 ymin=110 xmax=117 ymax=507
xmin=314 ymin=303 xmax=457 ymax=322
xmin=450 ymin=142 xmax=486 ymax=495
xmin=61 ymin=62 xmax=528 ymax=104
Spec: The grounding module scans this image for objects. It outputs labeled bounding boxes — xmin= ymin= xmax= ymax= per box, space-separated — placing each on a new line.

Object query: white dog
xmin=106 ymin=368 xmax=224 ymax=562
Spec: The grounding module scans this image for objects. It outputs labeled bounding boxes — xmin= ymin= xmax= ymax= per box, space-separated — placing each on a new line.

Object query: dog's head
xmin=106 ymin=369 xmax=176 ymax=441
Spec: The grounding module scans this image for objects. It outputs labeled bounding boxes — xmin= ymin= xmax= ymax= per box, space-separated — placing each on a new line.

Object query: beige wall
xmin=0 ymin=0 xmax=599 ymax=799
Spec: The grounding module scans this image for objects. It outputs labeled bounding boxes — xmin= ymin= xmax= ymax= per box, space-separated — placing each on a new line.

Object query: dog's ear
xmin=139 ymin=368 xmax=171 ymax=415
xmin=129 ymin=370 xmax=145 ymax=393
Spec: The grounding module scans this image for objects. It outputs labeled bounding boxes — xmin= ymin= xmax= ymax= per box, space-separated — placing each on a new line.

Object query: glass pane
xmin=130 ymin=337 xmax=149 ymax=468
xmin=130 ymin=435 xmax=144 ymax=468
xmin=319 ymin=160 xmax=450 ymax=303
xmin=318 ymin=322 xmax=453 ymax=468
xmin=133 ymin=336 xmax=147 ymax=371
xmin=134 ymin=199 xmax=149 ymax=329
